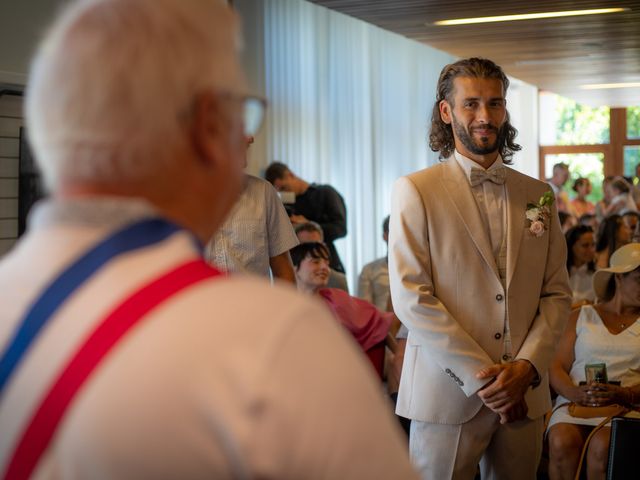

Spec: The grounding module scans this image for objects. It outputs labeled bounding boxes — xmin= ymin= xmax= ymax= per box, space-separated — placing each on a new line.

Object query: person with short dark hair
xmin=595 ymin=215 xmax=632 ymax=269
xmin=565 ymin=225 xmax=596 ymax=307
xmin=291 ymin=242 xmax=393 ymax=378
xmin=390 ymin=57 xmax=571 ymax=478
xmin=559 ymin=211 xmax=577 ymax=234
xmin=294 ymin=221 xmax=349 ymax=292
xmin=265 ymin=162 xmax=347 ymax=273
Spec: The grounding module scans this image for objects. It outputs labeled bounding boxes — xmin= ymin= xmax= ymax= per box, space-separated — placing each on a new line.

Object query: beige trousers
xmin=409 ymin=406 xmax=544 ymax=480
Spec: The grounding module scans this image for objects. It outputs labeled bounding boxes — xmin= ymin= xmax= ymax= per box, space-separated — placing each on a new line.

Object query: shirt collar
xmin=29 ymin=196 xmax=161 ymax=231
xmin=454 ymin=150 xmax=504 ymax=184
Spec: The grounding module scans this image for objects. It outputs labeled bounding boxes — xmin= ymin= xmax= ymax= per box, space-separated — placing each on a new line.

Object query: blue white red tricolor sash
xmin=0 ymin=218 xmax=222 ymax=479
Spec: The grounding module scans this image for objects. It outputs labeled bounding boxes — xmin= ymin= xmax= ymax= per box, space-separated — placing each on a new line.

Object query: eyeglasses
xmin=242 ymin=96 xmax=267 ymax=137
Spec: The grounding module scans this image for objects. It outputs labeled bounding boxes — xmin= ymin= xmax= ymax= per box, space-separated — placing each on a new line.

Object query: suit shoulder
xmin=399 ymin=163 xmax=447 ymax=189
xmin=507 ymin=168 xmax=551 ymax=192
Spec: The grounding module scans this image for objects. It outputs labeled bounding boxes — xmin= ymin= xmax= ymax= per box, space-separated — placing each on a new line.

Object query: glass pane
xmin=628 ymin=106 xmax=640 ymax=140
xmin=539 ymin=92 xmax=610 ymax=146
xmin=624 ymin=146 xmax=640 ymax=178
xmin=545 ymin=153 xmax=605 ymax=203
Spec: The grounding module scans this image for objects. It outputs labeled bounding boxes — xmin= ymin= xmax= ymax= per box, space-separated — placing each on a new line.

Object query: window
xmin=539 ymin=92 xmax=609 ymax=146
xmin=624 ymin=146 xmax=640 ymax=177
xmin=628 ymin=106 xmax=640 ymax=140
xmin=539 ymin=92 xmax=640 ymax=186
xmin=545 ymin=153 xmax=604 ymax=202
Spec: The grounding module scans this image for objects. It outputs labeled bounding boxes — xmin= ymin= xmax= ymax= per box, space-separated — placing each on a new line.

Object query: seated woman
xmin=547 ymin=243 xmax=640 ymax=480
xmin=594 ymin=215 xmax=631 ymax=269
xmin=290 ymin=242 xmax=393 ymax=377
xmin=565 ymin=225 xmax=596 ymax=307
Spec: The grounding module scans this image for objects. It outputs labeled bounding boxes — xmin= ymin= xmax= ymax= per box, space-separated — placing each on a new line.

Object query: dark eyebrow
xmin=462 ymin=97 xmax=505 ymax=102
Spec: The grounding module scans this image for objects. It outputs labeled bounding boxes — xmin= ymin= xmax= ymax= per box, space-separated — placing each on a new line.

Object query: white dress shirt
xmin=454 ymin=151 xmax=511 ymax=360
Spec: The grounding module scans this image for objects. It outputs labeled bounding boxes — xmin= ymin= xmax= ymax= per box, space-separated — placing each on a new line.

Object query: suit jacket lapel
xmin=506 ymin=169 xmax=526 ymax=288
xmin=440 ymin=158 xmax=499 ymax=279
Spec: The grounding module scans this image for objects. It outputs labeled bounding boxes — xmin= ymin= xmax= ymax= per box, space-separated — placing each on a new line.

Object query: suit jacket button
xmin=496 ymin=294 xmax=504 ymax=301
xmin=495 ymin=333 xmax=502 ymax=340
xmin=502 ymin=354 xmax=509 ymax=361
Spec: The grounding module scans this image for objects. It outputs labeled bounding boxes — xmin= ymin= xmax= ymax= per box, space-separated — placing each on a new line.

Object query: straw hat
xmin=592 ymin=243 xmax=640 ymax=300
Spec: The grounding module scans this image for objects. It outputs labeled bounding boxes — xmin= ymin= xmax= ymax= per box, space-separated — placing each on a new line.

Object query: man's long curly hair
xmin=429 ymin=58 xmax=521 ymax=164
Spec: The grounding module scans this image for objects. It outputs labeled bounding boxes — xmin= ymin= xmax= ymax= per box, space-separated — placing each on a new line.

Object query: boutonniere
xmin=525 ymin=191 xmax=555 ymax=237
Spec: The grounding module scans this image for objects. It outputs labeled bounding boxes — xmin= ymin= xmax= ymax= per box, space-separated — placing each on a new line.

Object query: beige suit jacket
xmin=389 ymin=157 xmax=571 ymax=424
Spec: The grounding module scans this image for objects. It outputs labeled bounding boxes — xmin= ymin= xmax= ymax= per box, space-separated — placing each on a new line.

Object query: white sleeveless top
xmin=548 ymin=305 xmax=640 ymax=429
xmin=568 ymin=305 xmax=640 ymax=387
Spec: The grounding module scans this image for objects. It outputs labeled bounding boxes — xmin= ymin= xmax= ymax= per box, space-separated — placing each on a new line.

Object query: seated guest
xmin=601 ymin=177 xmax=637 ymax=217
xmin=559 ymin=211 xmax=577 ymax=234
xmin=570 ymin=177 xmax=595 ymax=218
xmin=622 ymin=211 xmax=640 ymax=233
xmin=595 ymin=176 xmax=614 ymax=223
xmin=578 ymin=213 xmax=598 ymax=232
xmin=295 ymin=221 xmax=349 ymax=292
xmin=291 ymin=242 xmax=392 ymax=377
xmin=547 ymin=243 xmax=640 ymax=480
xmin=595 ymin=215 xmax=631 ymax=269
xmin=358 ymin=215 xmax=391 ymax=311
xmin=566 ymin=225 xmax=596 ymax=307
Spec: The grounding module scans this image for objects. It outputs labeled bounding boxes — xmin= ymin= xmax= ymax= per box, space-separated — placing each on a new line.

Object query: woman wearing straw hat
xmin=547 ymin=243 xmax=640 ymax=479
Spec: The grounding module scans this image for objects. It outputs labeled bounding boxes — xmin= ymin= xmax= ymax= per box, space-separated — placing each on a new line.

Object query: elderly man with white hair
xmin=0 ymin=0 xmax=417 ymax=478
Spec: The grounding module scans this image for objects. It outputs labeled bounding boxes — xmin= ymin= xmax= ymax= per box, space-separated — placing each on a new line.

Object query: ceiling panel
xmin=310 ymin=0 xmax=640 ymax=107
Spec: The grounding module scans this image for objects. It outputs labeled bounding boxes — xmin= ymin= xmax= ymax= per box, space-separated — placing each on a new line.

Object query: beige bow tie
xmin=469 ymin=167 xmax=506 ymax=187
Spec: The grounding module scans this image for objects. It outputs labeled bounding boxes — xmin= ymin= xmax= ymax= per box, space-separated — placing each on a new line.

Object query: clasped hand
xmin=476 ymin=360 xmax=536 ymax=424
xmin=571 ymin=382 xmax=628 ymax=407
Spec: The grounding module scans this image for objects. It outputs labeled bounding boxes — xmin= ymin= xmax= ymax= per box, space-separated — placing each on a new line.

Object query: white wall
xmin=0 ymin=93 xmax=23 ymax=255
xmin=0 ymin=0 xmax=68 ymax=86
xmin=507 ymin=77 xmax=540 ymax=179
xmin=0 ymin=1 xmax=66 ymax=256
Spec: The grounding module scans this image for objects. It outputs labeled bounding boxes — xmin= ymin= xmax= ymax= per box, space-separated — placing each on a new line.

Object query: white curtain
xmin=259 ymin=0 xmax=454 ymax=287
xmin=237 ymin=0 xmax=538 ymax=288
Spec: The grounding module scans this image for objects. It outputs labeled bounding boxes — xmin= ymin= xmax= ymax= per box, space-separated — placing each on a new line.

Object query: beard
xmin=451 ymin=113 xmax=504 ymax=156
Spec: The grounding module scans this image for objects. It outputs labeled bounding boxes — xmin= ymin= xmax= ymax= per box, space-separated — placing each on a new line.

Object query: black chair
xmin=606 ymin=416 xmax=640 ymax=479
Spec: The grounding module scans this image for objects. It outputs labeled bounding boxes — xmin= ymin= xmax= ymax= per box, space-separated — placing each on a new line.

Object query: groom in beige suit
xmin=389 ymin=58 xmax=571 ymax=479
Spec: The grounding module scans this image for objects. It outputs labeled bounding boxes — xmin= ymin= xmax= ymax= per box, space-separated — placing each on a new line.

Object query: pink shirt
xmin=318 ymin=288 xmax=392 ymax=351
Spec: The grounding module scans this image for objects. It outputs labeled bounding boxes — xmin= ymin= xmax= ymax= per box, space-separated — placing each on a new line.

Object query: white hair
xmin=26 ymin=0 xmax=248 ymax=190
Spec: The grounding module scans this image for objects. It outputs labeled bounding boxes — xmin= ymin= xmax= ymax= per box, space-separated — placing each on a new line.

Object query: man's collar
xmin=29 ymin=196 xmax=160 ymax=231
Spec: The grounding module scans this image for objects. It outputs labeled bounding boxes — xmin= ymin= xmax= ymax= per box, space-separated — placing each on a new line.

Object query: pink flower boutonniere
xmin=525 ymin=191 xmax=555 ymax=237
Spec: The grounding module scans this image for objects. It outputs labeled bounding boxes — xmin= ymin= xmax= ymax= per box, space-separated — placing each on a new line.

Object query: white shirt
xmin=454 ymin=151 xmax=507 ymax=279
xmin=205 ymin=175 xmax=299 ymax=277
xmin=454 ymin=151 xmax=511 ymax=359
xmin=0 ymin=198 xmax=417 ymax=479
xmin=357 ymin=256 xmax=390 ymax=311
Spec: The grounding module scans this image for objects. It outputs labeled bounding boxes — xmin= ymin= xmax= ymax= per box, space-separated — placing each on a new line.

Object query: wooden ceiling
xmin=309 ymin=0 xmax=640 ymax=107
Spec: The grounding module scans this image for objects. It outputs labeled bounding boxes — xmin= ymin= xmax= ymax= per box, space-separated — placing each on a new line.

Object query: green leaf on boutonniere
xmin=539 ymin=191 xmax=555 ymax=207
